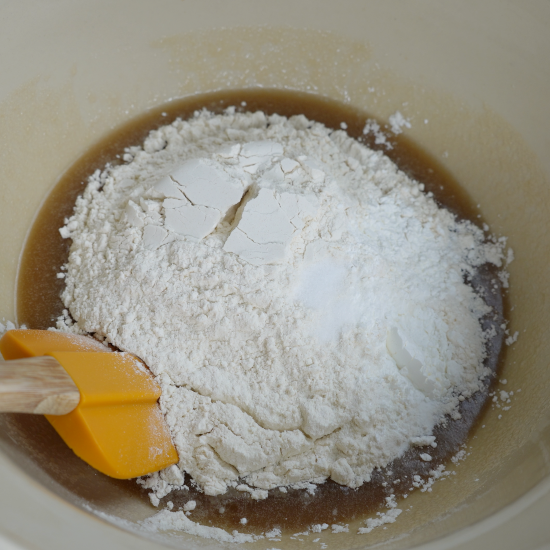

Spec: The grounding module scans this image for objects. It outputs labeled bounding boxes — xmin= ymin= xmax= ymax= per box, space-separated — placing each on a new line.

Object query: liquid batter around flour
xmin=17 ymin=89 xmax=506 ymax=533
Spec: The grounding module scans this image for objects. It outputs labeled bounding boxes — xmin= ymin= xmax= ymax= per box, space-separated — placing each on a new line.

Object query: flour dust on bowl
xmin=1 ymin=3 xmax=550 ymax=550
xmin=7 ymin=89 xmax=513 ymax=544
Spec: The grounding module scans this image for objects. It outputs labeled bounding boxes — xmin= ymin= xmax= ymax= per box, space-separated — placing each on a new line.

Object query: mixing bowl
xmin=1 ymin=1 xmax=549 ymax=548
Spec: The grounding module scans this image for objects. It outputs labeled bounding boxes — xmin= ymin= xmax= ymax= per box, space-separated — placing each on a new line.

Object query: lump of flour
xmin=59 ymin=108 xmax=507 ymax=501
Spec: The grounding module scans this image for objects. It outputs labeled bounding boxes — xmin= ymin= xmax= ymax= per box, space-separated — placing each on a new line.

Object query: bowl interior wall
xmin=1 ymin=2 xmax=549 ymax=549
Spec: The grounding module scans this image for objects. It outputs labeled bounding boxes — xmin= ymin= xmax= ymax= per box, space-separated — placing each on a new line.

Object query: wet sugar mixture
xmin=17 ymin=89 xmax=509 ymax=536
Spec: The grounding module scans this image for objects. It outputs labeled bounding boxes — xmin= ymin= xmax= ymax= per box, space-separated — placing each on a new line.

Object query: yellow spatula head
xmin=1 ymin=330 xmax=178 ymax=479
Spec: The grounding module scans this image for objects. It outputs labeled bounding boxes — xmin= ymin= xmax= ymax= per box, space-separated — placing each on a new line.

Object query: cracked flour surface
xmin=58 ymin=109 xmax=507 ymax=504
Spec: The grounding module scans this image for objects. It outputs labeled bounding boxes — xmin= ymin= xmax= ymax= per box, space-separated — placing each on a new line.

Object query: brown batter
xmin=16 ymin=89 xmax=506 ymax=533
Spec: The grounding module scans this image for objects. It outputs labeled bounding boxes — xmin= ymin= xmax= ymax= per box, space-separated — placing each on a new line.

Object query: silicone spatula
xmin=0 ymin=329 xmax=178 ymax=479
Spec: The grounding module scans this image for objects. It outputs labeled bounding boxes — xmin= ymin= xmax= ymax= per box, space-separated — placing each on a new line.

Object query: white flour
xmin=59 ymin=109 xmax=507 ymax=507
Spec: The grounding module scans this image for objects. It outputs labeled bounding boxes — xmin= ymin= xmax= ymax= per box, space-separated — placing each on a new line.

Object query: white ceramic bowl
xmin=1 ymin=1 xmax=550 ymax=549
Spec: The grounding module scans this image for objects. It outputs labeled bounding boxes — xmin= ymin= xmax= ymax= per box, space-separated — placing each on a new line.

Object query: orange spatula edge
xmin=0 ymin=329 xmax=178 ymax=479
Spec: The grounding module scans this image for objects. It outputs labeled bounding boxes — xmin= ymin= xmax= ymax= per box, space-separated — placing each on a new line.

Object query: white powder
xmin=0 ymin=319 xmax=17 ymax=335
xmin=140 ymin=509 xmax=260 ymax=543
xmin=358 ymin=495 xmax=402 ymax=534
xmin=183 ymin=500 xmax=196 ymax=512
xmin=59 ymin=109 xmax=507 ymax=508
xmin=388 ymin=111 xmax=411 ymax=134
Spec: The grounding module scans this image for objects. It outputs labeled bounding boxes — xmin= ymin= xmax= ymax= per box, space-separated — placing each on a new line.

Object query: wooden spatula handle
xmin=0 ymin=356 xmax=80 ymax=415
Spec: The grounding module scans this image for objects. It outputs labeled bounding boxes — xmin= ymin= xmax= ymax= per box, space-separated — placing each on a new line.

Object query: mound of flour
xmin=59 ymin=108 xmax=506 ymax=500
